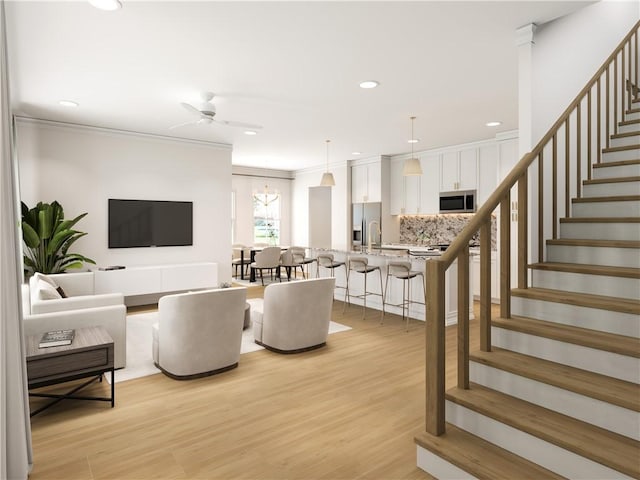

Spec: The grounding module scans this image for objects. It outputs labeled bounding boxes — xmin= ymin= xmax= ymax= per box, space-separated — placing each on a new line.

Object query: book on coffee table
xmin=39 ymin=329 xmax=75 ymax=348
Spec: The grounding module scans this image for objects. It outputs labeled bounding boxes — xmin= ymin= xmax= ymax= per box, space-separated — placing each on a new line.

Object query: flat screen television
xmin=108 ymin=199 xmax=193 ymax=248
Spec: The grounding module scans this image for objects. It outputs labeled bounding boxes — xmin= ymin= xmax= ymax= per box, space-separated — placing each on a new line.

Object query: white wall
xmin=532 ymin=1 xmax=639 ymax=141
xmin=231 ymin=167 xmax=292 ymax=247
xmin=16 ymin=118 xmax=234 ymax=282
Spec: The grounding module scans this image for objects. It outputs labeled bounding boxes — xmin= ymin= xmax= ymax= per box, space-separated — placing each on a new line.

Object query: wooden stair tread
xmin=511 ymin=287 xmax=640 ymax=315
xmin=528 ymin=262 xmax=640 ymax=279
xmin=470 ymin=347 xmax=640 ymax=411
xmin=602 ymin=144 xmax=640 ymax=153
xmin=572 ymin=194 xmax=640 ymax=203
xmin=492 ymin=314 xmax=640 ymax=358
xmin=445 ymin=384 xmax=640 ymax=478
xmin=414 ymin=424 xmax=564 ymax=480
xmin=593 ymin=159 xmax=640 ymax=168
xmin=546 ymin=238 xmax=640 ymax=248
xmin=612 ymin=132 xmax=640 ymax=139
xmin=560 ymin=216 xmax=640 ymax=223
xmin=620 ymin=118 xmax=640 ymax=126
xmin=583 ymin=176 xmax=640 ymax=185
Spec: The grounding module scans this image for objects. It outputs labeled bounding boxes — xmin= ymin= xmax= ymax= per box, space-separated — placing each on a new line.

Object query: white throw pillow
xmin=37 ymin=279 xmax=62 ymax=300
xmin=33 ymin=272 xmax=58 ymax=288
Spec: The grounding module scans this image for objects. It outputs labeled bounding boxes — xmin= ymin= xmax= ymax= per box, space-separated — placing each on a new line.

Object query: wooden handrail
xmin=423 ymin=20 xmax=639 ymax=437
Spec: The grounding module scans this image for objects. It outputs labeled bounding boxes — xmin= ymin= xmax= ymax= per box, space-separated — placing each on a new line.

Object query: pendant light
xmin=320 ymin=139 xmax=336 ymax=186
xmin=403 ymin=116 xmax=423 ymax=176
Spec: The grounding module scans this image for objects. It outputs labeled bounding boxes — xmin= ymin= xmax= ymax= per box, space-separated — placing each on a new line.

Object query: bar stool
xmin=344 ymin=256 xmax=383 ymax=321
xmin=383 ymin=260 xmax=426 ymax=331
xmin=316 ymin=252 xmax=346 ymax=299
xmin=290 ymin=246 xmax=316 ymax=279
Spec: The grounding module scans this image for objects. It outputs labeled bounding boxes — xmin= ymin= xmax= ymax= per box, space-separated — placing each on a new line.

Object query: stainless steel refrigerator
xmin=352 ymin=202 xmax=381 ymax=250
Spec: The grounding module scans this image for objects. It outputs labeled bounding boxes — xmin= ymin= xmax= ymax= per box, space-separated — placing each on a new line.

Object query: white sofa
xmin=152 ymin=287 xmax=247 ymax=379
xmin=251 ymin=277 xmax=335 ymax=353
xmin=22 ymin=272 xmax=127 ymax=368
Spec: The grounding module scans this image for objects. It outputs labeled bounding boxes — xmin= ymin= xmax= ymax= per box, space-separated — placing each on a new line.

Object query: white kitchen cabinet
xmin=419 ymin=154 xmax=440 ymax=214
xmin=477 ymin=144 xmax=499 ymax=206
xmin=389 ymin=158 xmax=403 ymax=215
xmin=440 ymin=148 xmax=478 ymax=192
xmin=351 ymin=160 xmax=382 ymax=203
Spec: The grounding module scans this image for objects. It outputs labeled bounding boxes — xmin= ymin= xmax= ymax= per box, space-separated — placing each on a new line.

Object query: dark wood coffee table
xmin=25 ymin=326 xmax=115 ymax=416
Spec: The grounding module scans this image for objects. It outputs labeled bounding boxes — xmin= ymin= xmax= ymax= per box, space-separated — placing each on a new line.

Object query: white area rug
xmin=111 ymin=311 xmax=351 ymax=383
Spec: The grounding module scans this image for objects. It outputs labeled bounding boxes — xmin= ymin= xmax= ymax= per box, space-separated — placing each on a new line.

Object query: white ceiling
xmin=6 ymin=1 xmax=594 ymax=172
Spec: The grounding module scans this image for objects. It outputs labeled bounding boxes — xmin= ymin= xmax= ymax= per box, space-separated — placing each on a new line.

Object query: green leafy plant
xmin=21 ymin=200 xmax=96 ymax=275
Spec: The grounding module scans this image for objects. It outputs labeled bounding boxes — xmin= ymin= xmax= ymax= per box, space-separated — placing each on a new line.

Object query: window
xmin=253 ymin=190 xmax=280 ymax=245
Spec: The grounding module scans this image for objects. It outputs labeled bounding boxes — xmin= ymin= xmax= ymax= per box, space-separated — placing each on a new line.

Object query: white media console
xmin=94 ymin=262 xmax=218 ymax=306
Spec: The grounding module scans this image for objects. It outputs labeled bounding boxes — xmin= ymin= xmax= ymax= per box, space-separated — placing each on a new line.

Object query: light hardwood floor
xmin=27 ymin=286 xmax=484 ymax=480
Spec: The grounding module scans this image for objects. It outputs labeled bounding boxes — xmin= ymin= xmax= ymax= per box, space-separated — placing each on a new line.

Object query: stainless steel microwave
xmin=439 ymin=190 xmax=476 ymax=213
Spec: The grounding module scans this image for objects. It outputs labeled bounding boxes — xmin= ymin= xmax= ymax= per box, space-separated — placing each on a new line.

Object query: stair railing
xmin=423 ymin=20 xmax=640 ymax=436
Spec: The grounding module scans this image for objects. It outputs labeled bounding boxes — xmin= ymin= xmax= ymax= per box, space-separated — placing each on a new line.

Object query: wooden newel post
xmin=425 ymin=259 xmax=445 ymax=436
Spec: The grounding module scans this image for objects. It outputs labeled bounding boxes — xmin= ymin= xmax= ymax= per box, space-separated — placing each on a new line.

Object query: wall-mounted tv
xmin=108 ymin=199 xmax=193 ymax=248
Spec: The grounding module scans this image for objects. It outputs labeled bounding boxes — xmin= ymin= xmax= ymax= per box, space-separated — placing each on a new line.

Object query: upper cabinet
xmin=352 ymin=160 xmax=382 ymax=203
xmin=440 ymin=148 xmax=478 ymax=192
xmin=389 ymin=133 xmax=519 ymax=216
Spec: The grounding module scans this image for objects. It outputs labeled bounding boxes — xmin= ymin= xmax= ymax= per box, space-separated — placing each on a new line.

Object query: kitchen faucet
xmin=367 ymin=220 xmax=381 ymax=253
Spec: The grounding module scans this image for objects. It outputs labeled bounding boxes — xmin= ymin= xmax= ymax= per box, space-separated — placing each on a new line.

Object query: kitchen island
xmin=309 ymin=247 xmax=474 ymax=325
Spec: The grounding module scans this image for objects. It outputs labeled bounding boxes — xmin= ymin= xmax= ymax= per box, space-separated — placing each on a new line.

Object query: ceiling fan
xmin=170 ymin=92 xmax=263 ymax=131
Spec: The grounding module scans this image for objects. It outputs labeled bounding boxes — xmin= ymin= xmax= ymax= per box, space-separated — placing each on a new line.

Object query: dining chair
xmin=250 ymin=246 xmax=282 ymax=285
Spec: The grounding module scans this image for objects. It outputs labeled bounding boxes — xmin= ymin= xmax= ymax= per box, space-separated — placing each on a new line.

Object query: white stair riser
xmin=470 ymin=362 xmax=640 ymax=441
xmin=492 ymin=327 xmax=640 ymax=383
xmin=611 ymin=135 xmax=640 ymax=148
xmin=547 ymin=244 xmax=640 ymax=268
xmin=511 ymin=296 xmax=639 ymax=338
xmin=602 ymin=148 xmax=640 ymax=163
xmin=572 ymin=200 xmax=640 ymax=217
xmin=625 ymin=110 xmax=640 ymax=121
xmin=559 ymin=222 xmax=640 ymax=241
xmin=592 ymin=162 xmax=640 ymax=179
xmin=583 ymin=181 xmax=640 ymax=197
xmin=416 ymin=446 xmax=477 ymax=480
xmin=531 ymin=269 xmax=640 ymax=299
xmin=446 ymin=401 xmax=633 ymax=479
xmin=618 ymin=123 xmax=640 ymax=134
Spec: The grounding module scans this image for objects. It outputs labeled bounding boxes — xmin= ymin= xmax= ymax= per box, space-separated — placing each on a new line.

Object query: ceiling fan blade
xmin=214 ymin=119 xmax=263 ymax=130
xmin=180 ymin=102 xmax=203 ymax=117
xmin=168 ymin=120 xmax=199 ymax=130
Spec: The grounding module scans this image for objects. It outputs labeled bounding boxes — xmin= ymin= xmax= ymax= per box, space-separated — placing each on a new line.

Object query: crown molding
xmin=14 ymin=116 xmax=233 ymax=150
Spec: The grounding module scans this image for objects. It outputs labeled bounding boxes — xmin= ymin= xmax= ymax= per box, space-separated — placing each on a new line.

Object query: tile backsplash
xmin=400 ymin=214 xmax=497 ymax=250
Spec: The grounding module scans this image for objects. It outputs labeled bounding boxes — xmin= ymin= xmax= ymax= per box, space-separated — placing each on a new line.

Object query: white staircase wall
xmin=511 ymin=296 xmax=639 ymax=337
xmin=546 ymin=243 xmax=640 ymax=268
xmin=530 ymin=268 xmax=640 ymax=299
xmin=446 ymin=401 xmax=633 ymax=479
xmin=492 ymin=327 xmax=640 ymax=383
xmin=559 ymin=221 xmax=640 ymax=241
xmin=469 ymin=362 xmax=640 ymax=440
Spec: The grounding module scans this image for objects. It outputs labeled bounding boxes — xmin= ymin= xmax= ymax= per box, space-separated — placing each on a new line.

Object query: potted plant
xmin=21 ymin=200 xmax=96 ymax=276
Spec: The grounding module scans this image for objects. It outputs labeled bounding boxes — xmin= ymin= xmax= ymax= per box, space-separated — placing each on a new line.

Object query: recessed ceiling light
xmin=486 ymin=121 xmax=502 ymax=127
xmin=351 ymin=151 xmax=362 ymax=155
xmin=244 ymin=130 xmax=257 ymax=136
xmin=88 ymin=0 xmax=122 ymax=11
xmin=59 ymin=100 xmax=79 ymax=107
xmin=359 ymin=80 xmax=379 ymax=89
xmin=408 ymin=139 xmax=419 ymax=144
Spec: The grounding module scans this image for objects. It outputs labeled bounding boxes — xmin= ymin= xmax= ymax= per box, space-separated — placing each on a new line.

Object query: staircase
xmin=415 ymin=23 xmax=640 ymax=480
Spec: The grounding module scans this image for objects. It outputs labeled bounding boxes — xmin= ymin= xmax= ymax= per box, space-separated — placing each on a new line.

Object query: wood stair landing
xmin=492 ymin=315 xmax=640 ymax=358
xmin=470 ymin=347 xmax=640 ymax=411
xmin=415 ymin=424 xmax=564 ymax=480
xmin=446 ymin=384 xmax=640 ymax=478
